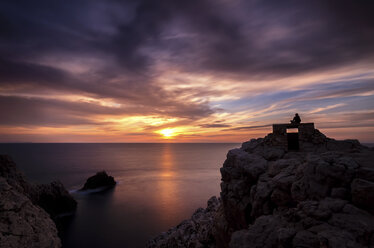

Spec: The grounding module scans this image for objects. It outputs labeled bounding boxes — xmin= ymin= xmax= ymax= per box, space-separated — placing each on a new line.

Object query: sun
xmin=159 ymin=128 xmax=176 ymax=138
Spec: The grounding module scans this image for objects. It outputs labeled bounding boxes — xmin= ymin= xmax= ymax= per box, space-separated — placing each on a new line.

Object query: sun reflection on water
xmin=157 ymin=144 xmax=179 ymax=222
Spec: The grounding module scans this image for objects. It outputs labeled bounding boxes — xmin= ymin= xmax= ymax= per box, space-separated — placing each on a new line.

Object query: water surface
xmin=0 ymin=143 xmax=239 ymax=247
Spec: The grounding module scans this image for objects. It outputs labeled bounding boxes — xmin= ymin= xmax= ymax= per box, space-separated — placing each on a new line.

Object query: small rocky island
xmin=0 ymin=155 xmax=77 ymax=248
xmin=80 ymin=171 xmax=116 ymax=191
xmin=148 ymin=123 xmax=374 ymax=247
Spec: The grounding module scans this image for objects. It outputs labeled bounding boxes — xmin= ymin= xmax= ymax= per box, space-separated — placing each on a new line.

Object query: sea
xmin=0 ymin=143 xmax=239 ymax=248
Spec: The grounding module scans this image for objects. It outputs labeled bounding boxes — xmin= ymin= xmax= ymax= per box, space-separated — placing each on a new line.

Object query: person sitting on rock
xmin=291 ymin=113 xmax=301 ymax=124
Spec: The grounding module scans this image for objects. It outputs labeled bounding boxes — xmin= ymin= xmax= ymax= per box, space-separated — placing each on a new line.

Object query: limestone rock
xmin=0 ymin=155 xmax=77 ymax=248
xmin=0 ymin=178 xmax=61 ymax=248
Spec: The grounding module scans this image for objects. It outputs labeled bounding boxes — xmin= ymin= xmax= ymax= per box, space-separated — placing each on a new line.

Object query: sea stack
xmin=147 ymin=124 xmax=374 ymax=248
xmin=80 ymin=171 xmax=116 ymax=191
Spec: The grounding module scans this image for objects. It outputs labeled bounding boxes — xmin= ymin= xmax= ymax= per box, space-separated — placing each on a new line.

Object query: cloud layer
xmin=0 ymin=0 xmax=373 ymax=142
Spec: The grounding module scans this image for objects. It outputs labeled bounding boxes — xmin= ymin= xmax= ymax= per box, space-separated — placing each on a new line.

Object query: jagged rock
xmin=292 ymin=230 xmax=319 ymax=248
xmin=147 ymin=129 xmax=374 ymax=248
xmin=0 ymin=155 xmax=77 ymax=248
xmin=351 ymin=179 xmax=374 ymax=214
xmin=0 ymin=155 xmax=35 ymax=197
xmin=330 ymin=187 xmax=348 ymax=199
xmin=316 ymin=229 xmax=360 ymax=248
xmin=146 ymin=196 xmax=220 ymax=248
xmin=0 ymin=177 xmax=61 ymax=248
xmin=267 ymin=158 xmax=299 ymax=177
xmin=80 ymin=171 xmax=116 ymax=190
xmin=0 ymin=155 xmax=77 ymax=219
xmin=271 ymin=188 xmax=293 ymax=207
xmin=229 ymin=215 xmax=287 ymax=248
xmin=33 ymin=181 xmax=77 ymax=218
xmin=356 ymin=167 xmax=374 ymax=181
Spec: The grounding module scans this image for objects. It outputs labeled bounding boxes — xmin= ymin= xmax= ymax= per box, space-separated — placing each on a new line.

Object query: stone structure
xmin=272 ymin=123 xmax=315 ymax=151
xmin=272 ymin=123 xmax=314 ymax=135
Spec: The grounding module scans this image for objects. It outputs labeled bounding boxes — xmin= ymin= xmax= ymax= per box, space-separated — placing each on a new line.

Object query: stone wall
xmin=272 ymin=123 xmax=315 ymax=151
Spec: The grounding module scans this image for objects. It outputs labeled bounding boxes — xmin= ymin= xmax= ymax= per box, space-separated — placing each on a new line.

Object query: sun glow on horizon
xmin=158 ymin=128 xmax=178 ymax=138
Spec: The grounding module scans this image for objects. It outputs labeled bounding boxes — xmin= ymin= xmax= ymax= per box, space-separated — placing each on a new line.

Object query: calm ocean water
xmin=0 ymin=143 xmax=239 ymax=248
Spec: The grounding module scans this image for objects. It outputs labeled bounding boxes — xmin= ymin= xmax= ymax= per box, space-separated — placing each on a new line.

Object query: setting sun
xmin=159 ymin=128 xmax=176 ymax=138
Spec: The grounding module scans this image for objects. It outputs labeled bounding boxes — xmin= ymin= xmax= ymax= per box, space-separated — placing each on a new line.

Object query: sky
xmin=0 ymin=0 xmax=373 ymax=143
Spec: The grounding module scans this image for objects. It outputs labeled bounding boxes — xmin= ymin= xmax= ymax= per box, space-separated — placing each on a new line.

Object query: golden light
xmin=159 ymin=128 xmax=176 ymax=138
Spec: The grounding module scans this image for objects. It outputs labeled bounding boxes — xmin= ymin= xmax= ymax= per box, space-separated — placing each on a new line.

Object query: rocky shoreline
xmin=147 ymin=128 xmax=374 ymax=247
xmin=0 ymin=154 xmax=120 ymax=248
xmin=0 ymin=155 xmax=77 ymax=248
xmin=1 ymin=127 xmax=373 ymax=248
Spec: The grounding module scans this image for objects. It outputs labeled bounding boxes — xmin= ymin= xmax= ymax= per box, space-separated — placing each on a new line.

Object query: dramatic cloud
xmin=0 ymin=0 xmax=373 ymax=142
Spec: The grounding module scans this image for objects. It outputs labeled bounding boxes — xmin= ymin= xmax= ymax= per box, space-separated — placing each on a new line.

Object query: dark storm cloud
xmin=1 ymin=0 xmax=374 ymax=76
xmin=0 ymin=0 xmax=374 ymax=128
xmin=0 ymin=0 xmax=238 ymax=72
xmin=0 ymin=59 xmax=72 ymax=88
xmin=196 ymin=0 xmax=374 ymax=77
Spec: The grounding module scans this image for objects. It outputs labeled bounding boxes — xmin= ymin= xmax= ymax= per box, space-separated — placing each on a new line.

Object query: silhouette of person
xmin=291 ymin=113 xmax=301 ymax=124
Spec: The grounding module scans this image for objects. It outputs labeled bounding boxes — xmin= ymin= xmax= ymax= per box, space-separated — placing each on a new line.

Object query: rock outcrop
xmin=147 ymin=196 xmax=220 ymax=247
xmin=0 ymin=155 xmax=77 ymax=248
xmin=80 ymin=171 xmax=116 ymax=191
xmin=33 ymin=181 xmax=77 ymax=218
xmin=147 ymin=128 xmax=374 ymax=248
xmin=0 ymin=177 xmax=61 ymax=248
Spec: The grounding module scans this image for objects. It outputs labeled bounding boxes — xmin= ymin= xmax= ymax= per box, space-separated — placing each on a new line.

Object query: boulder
xmin=80 ymin=171 xmax=116 ymax=191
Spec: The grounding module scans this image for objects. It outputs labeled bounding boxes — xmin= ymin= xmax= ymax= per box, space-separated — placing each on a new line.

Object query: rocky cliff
xmin=147 ymin=129 xmax=374 ymax=248
xmin=0 ymin=155 xmax=77 ymax=248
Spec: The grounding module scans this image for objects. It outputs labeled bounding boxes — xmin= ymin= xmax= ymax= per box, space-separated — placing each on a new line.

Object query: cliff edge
xmin=0 ymin=155 xmax=77 ymax=248
xmin=147 ymin=127 xmax=374 ymax=248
